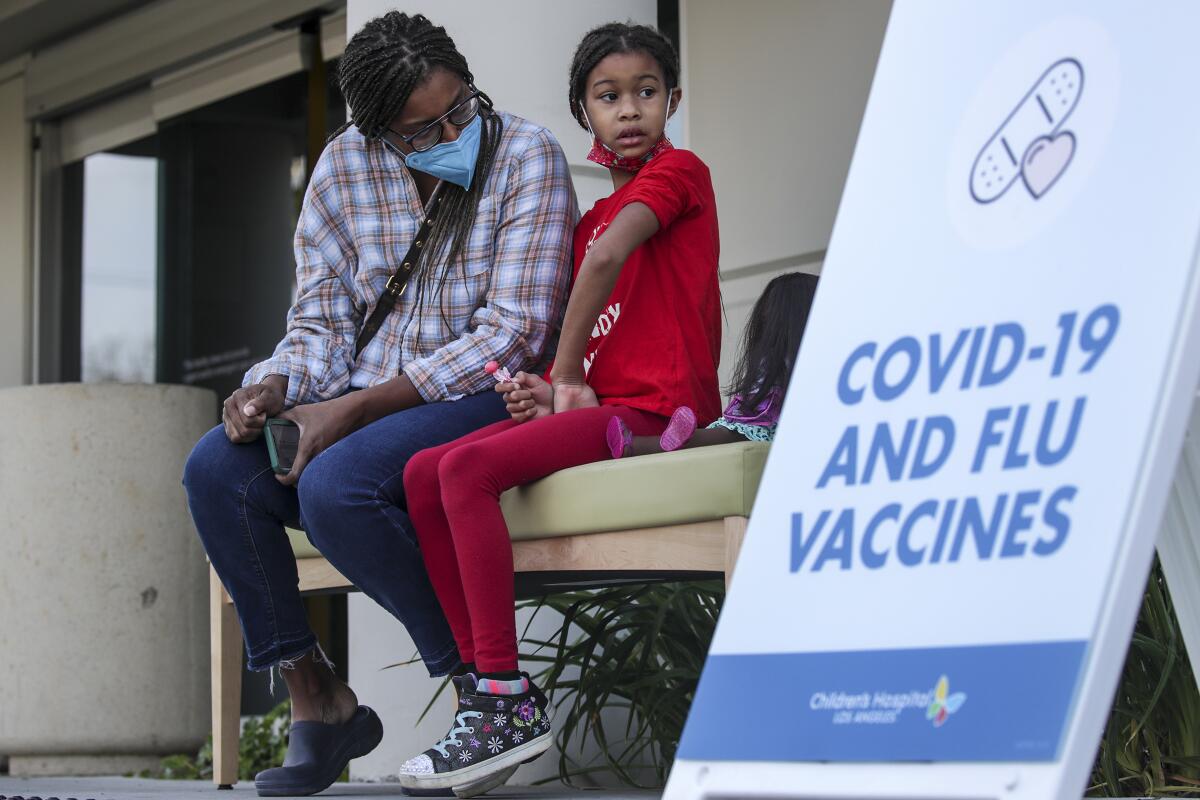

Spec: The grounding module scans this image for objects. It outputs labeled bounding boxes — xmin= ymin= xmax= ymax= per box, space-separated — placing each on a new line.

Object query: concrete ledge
xmin=8 ymin=753 xmax=162 ymax=778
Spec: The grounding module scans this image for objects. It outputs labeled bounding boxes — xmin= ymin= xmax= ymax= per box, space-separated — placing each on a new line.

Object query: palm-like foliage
xmin=1088 ymin=558 xmax=1200 ymax=796
xmin=518 ymin=580 xmax=724 ymax=787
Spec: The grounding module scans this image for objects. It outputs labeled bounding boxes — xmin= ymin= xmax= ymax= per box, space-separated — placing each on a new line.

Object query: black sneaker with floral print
xmin=397 ymin=672 xmax=553 ymax=798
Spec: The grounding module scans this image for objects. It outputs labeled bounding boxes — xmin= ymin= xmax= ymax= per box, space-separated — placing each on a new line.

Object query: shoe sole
xmin=397 ymin=757 xmax=538 ymax=797
xmin=255 ymin=708 xmax=384 ymax=797
xmin=606 ymin=416 xmax=632 ymax=459
xmin=452 ymin=763 xmax=520 ymax=798
xmin=659 ymin=406 xmax=696 ymax=451
xmin=400 ymin=788 xmax=457 ymax=797
xmin=398 ymin=732 xmax=553 ymax=795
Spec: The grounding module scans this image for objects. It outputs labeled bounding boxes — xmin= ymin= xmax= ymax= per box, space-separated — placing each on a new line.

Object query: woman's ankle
xmin=282 ymin=652 xmax=357 ymax=723
xmin=290 ymin=678 xmax=358 ymax=724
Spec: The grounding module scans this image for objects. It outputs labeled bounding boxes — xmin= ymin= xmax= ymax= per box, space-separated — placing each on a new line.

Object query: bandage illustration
xmin=970 ymin=58 xmax=1083 ymax=203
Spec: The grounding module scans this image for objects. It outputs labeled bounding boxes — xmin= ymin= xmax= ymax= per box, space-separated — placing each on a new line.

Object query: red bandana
xmin=587 ymin=136 xmax=674 ymax=173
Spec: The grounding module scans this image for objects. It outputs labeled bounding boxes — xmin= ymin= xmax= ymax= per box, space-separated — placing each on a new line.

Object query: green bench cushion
xmin=287 ymin=528 xmax=321 ymax=560
xmin=287 ymin=440 xmax=770 ymax=558
xmin=499 ymin=441 xmax=769 ymax=541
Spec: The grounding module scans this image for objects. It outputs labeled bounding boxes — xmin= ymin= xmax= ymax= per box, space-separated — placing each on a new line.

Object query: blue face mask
xmin=402 ymin=114 xmax=482 ymax=190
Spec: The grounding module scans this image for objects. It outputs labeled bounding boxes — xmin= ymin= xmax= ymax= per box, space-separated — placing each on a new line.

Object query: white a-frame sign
xmin=666 ymin=2 xmax=1200 ymax=798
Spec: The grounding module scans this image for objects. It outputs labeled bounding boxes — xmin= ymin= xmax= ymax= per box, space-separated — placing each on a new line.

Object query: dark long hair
xmin=728 ymin=272 xmax=819 ymax=415
xmin=568 ymin=21 xmax=680 ymax=131
xmin=333 ymin=12 xmax=502 ymax=319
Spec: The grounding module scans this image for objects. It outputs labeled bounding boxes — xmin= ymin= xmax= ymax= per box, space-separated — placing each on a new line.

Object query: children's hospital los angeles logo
xmin=809 ymin=675 xmax=967 ymax=728
xmin=926 ymin=675 xmax=967 ymax=728
xmin=946 ymin=17 xmax=1119 ymax=249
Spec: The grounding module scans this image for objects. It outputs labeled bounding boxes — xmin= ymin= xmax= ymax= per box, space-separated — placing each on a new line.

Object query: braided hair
xmin=334 ymin=12 xmax=502 ymax=323
xmin=568 ymin=22 xmax=680 ymax=131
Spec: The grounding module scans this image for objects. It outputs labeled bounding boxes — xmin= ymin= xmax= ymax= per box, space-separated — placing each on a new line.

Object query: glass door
xmin=79 ymin=150 xmax=159 ymax=383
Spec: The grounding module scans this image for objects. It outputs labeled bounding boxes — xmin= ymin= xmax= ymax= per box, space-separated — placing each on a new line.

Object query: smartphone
xmin=265 ymin=418 xmax=300 ymax=475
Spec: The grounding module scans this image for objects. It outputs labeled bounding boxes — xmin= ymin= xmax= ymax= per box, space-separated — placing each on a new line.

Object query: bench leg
xmin=210 ymin=566 xmax=242 ymax=788
xmin=723 ymin=516 xmax=748 ymax=591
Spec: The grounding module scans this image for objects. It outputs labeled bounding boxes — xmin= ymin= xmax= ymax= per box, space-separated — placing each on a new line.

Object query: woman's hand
xmin=222 ymin=378 xmax=286 ymax=443
xmin=496 ymin=372 xmax=554 ymax=422
xmin=550 ymin=375 xmax=599 ymax=414
xmin=275 ymin=394 xmax=361 ymax=486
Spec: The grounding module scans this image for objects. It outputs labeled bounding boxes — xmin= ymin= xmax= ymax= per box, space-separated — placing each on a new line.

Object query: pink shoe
xmin=659 ymin=406 xmax=697 ymax=452
xmin=607 ymin=416 xmax=633 ymax=459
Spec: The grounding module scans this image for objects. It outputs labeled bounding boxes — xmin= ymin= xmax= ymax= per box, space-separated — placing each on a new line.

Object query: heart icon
xmin=1021 ymin=132 xmax=1075 ymax=199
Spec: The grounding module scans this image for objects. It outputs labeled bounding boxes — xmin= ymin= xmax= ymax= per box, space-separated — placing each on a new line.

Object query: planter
xmin=0 ymin=383 xmax=217 ymax=776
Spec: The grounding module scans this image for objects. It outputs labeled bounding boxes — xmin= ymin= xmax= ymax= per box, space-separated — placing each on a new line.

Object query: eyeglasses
xmin=387 ymin=90 xmax=482 ymax=153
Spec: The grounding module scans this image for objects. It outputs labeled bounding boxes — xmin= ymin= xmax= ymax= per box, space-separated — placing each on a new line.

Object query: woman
xmin=182 ymin=12 xmax=576 ymax=796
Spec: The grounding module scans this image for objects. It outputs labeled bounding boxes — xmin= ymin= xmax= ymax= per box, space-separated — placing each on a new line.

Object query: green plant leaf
xmin=1089 ymin=558 xmax=1200 ymax=797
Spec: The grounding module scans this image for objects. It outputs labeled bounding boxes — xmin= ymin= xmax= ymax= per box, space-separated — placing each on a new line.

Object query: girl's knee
xmin=437 ymin=443 xmax=490 ymax=487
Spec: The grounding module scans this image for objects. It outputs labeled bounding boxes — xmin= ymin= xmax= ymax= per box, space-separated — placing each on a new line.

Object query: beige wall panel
xmin=686 ymin=0 xmax=891 ymax=272
xmin=0 ymin=72 xmax=31 ymax=387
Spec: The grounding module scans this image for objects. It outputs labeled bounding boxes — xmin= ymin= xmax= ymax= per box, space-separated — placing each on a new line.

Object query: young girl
xmin=607 ymin=271 xmax=819 ymax=457
xmin=397 ymin=22 xmax=721 ymax=796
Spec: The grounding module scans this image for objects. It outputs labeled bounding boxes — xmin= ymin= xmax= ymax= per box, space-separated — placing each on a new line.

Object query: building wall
xmin=0 ymin=66 xmax=32 ymax=387
xmin=683 ymin=0 xmax=891 ymax=391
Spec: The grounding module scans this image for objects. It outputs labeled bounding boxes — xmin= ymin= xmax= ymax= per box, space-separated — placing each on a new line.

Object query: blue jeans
xmin=183 ymin=391 xmax=507 ymax=675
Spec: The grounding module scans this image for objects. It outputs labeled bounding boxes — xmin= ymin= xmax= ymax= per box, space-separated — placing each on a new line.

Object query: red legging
xmin=404 ymin=404 xmax=667 ymax=671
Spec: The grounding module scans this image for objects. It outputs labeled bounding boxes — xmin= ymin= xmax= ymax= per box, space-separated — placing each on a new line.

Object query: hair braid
xmin=568 ymin=21 xmax=680 ymax=131
xmin=333 ymin=12 xmax=503 ymax=328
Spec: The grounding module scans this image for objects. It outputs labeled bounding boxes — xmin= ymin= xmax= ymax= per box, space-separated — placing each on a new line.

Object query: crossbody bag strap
xmin=354 ymin=182 xmax=446 ymax=359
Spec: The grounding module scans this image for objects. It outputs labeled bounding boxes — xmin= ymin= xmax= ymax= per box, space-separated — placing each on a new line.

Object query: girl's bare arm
xmin=550 ymin=202 xmax=660 ymax=396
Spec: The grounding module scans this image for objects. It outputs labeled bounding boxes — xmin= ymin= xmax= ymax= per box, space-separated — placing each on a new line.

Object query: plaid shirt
xmin=244 ymin=112 xmax=577 ymax=407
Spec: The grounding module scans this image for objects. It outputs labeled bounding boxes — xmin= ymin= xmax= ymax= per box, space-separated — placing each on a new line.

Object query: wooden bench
xmin=209 ymin=441 xmax=769 ymax=787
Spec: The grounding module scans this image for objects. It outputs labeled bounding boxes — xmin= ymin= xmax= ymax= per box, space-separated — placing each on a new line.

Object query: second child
xmin=608 ymin=271 xmax=819 ymax=456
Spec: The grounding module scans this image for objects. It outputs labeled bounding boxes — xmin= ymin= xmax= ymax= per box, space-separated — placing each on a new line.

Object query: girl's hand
xmin=496 ymin=372 xmax=554 ymax=422
xmin=551 ymin=376 xmax=599 ymax=414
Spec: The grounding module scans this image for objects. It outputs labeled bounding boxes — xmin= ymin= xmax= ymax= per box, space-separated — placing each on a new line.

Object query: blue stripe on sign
xmin=677 ymin=641 xmax=1086 ymax=762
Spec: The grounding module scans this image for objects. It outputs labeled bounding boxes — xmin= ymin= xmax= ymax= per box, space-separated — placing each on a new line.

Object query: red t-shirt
xmin=565 ymin=148 xmax=722 ymax=424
